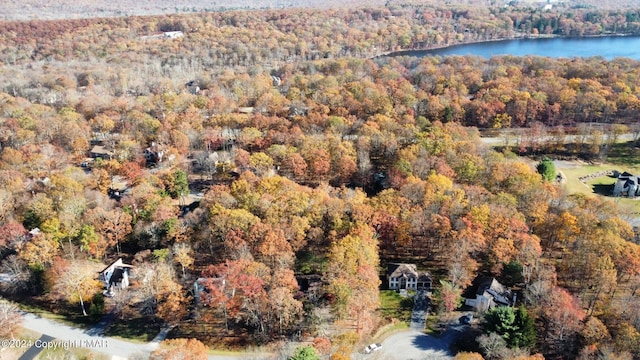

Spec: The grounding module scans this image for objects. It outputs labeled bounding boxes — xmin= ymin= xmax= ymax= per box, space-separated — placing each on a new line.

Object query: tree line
xmin=1 ymin=2 xmax=640 ymax=359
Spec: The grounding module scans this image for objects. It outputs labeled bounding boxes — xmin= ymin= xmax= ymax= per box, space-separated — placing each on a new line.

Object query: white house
xmin=613 ymin=172 xmax=640 ymax=197
xmin=163 ymin=31 xmax=184 ymax=39
xmin=387 ymin=263 xmax=432 ymax=291
xmin=465 ymin=278 xmax=515 ymax=312
xmin=99 ymin=258 xmax=133 ymax=295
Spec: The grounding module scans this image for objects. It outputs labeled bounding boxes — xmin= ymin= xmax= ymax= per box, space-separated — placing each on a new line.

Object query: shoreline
xmin=373 ymin=32 xmax=640 ymax=59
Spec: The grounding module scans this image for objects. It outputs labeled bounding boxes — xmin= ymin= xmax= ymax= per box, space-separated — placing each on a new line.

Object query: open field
xmin=555 ymin=161 xmax=640 ymax=217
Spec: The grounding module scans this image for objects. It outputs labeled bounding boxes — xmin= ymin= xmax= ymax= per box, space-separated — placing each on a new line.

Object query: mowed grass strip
xmin=379 ymin=290 xmax=414 ymax=323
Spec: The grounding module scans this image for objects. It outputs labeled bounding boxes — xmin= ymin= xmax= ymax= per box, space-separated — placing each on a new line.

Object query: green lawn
xmin=379 ymin=290 xmax=414 ymax=323
xmin=558 ymin=164 xmax=618 ymax=196
xmin=423 ymin=313 xmax=441 ymax=336
xmin=556 ymin=162 xmax=640 ymax=214
xmin=604 ymin=141 xmax=640 ymax=166
xmin=17 ymin=302 xmax=97 ymax=329
xmin=102 ymin=316 xmax=161 ymax=343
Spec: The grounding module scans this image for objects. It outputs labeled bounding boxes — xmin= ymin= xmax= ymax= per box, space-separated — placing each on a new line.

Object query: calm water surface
xmin=393 ymin=36 xmax=640 ymax=60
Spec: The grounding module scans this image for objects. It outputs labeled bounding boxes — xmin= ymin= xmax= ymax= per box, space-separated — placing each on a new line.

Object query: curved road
xmin=19 ymin=311 xmax=268 ymax=360
xmin=21 ymin=311 xmax=157 ymax=359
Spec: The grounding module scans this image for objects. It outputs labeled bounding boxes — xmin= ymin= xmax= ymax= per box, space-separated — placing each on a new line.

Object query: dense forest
xmin=1 ymin=2 xmax=640 ymax=360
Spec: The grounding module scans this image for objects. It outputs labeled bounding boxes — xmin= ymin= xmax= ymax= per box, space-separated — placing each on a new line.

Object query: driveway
xmin=410 ymin=290 xmax=429 ymax=330
xmin=377 ymin=329 xmax=454 ymax=360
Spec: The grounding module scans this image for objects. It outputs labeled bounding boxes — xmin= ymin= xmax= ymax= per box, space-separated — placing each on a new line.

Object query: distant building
xmin=613 ymin=172 xmax=640 ymax=197
xmin=90 ymin=145 xmax=114 ymax=160
xmin=185 ymin=80 xmax=200 ymax=95
xmin=387 ymin=263 xmax=432 ymax=291
xmin=144 ymin=142 xmax=165 ymax=165
xmin=163 ymin=31 xmax=184 ymax=39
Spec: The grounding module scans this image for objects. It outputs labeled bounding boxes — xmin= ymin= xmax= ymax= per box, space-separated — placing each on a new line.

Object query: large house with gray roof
xmin=613 ymin=172 xmax=640 ymax=197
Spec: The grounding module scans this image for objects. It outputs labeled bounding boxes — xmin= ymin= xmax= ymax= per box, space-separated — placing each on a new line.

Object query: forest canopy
xmin=1 ymin=2 xmax=640 ymax=359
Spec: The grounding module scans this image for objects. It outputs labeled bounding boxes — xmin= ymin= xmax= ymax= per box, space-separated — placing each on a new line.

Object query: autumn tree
xmin=0 ymin=299 xmax=22 ymax=338
xmin=437 ymin=280 xmax=463 ymax=314
xmin=325 ymin=223 xmax=380 ymax=335
xmin=172 ymin=242 xmax=194 ymax=278
xmin=137 ymin=260 xmax=189 ymax=324
xmin=201 ymin=259 xmax=273 ymax=334
xmin=87 ymin=207 xmax=132 ymax=256
xmin=538 ymin=286 xmax=586 ymax=357
xmin=51 ymin=259 xmax=103 ymax=316
xmin=150 ymin=338 xmax=208 ymax=360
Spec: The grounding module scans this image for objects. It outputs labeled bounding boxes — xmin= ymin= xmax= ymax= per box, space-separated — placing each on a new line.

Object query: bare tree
xmin=0 ymin=299 xmax=22 ymax=338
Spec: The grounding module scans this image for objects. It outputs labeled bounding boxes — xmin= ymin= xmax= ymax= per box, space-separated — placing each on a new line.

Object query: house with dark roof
xmin=99 ymin=258 xmax=133 ymax=295
xmin=90 ymin=145 xmax=115 ymax=160
xmin=464 ymin=277 xmax=515 ymax=312
xmin=387 ymin=263 xmax=432 ymax=291
xmin=613 ymin=172 xmax=640 ymax=197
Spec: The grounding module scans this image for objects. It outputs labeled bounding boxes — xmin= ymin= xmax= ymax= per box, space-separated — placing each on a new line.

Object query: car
xmin=365 ymin=343 xmax=382 ymax=354
xmin=459 ymin=313 xmax=473 ymax=325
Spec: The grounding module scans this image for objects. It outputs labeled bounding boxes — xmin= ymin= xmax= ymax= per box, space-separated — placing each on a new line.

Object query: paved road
xmin=21 ymin=312 xmax=152 ymax=359
xmin=480 ymin=132 xmax=635 ymax=147
xmin=17 ymin=334 xmax=54 ymax=360
xmin=20 ymin=311 xmax=271 ymax=360
xmin=376 ymin=329 xmax=455 ymax=360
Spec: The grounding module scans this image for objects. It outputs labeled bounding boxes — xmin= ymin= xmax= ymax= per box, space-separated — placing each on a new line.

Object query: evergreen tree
xmin=484 ymin=306 xmax=536 ymax=349
xmin=536 ymin=157 xmax=556 ymax=182
xmin=289 ymin=346 xmax=320 ymax=360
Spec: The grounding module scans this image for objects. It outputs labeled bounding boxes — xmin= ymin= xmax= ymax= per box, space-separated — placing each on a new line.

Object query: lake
xmin=390 ymin=36 xmax=640 ymax=60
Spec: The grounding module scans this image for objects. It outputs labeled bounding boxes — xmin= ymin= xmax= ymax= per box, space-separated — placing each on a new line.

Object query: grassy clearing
xmin=605 ymin=141 xmax=640 ymax=166
xmin=379 ymin=290 xmax=414 ymax=323
xmin=556 ymin=161 xmax=640 ymax=214
xmin=558 ymin=164 xmax=610 ymax=196
xmin=423 ymin=313 xmax=441 ymax=336
xmin=102 ymin=316 xmax=161 ymax=343
xmin=17 ymin=302 xmax=97 ymax=329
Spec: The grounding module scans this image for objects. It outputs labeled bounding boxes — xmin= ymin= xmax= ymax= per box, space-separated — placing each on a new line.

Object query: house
xmin=387 ymin=263 xmax=432 ymax=291
xmin=90 ymin=145 xmax=114 ymax=160
xmin=144 ymin=142 xmax=165 ymax=165
xmin=613 ymin=172 xmax=640 ymax=197
xmin=163 ymin=31 xmax=184 ymax=39
xmin=464 ymin=278 xmax=515 ymax=312
xmin=99 ymin=258 xmax=133 ymax=295
xmin=107 ymin=175 xmax=129 ymax=201
xmin=185 ymin=80 xmax=200 ymax=95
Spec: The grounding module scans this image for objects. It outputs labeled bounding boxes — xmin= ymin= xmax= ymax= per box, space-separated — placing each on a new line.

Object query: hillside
xmin=5 ymin=0 xmax=640 ymax=20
